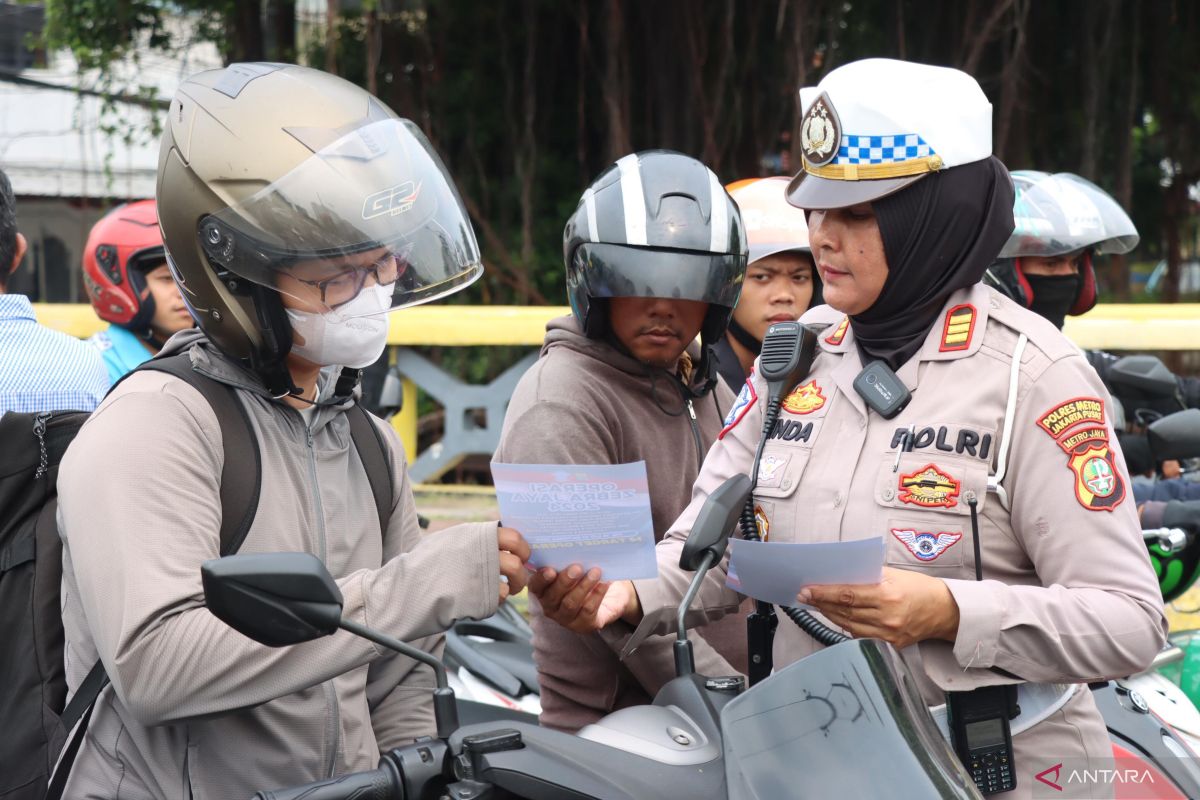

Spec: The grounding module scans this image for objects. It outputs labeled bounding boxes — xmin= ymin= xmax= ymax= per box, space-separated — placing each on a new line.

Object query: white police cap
xmin=787 ymin=58 xmax=993 ymax=210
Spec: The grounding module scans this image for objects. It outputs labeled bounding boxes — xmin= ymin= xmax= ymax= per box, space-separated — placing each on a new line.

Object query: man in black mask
xmin=985 ymin=171 xmax=1200 ymax=413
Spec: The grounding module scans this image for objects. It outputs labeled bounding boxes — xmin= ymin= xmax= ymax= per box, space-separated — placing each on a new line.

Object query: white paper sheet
xmin=491 ymin=461 xmax=658 ymax=580
xmin=726 ymin=537 xmax=885 ymax=606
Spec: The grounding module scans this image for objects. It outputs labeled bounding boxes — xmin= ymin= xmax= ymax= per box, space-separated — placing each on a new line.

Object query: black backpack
xmin=0 ymin=353 xmax=393 ymax=800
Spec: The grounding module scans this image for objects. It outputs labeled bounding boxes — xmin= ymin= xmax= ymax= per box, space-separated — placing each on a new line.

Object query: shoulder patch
xmin=720 ymin=376 xmax=757 ymax=440
xmin=825 ymin=317 xmax=848 ymax=346
xmin=939 ymin=304 xmax=976 ymax=352
xmin=1037 ymin=397 xmax=1105 ymax=439
xmin=1036 ymin=398 xmax=1125 ymax=512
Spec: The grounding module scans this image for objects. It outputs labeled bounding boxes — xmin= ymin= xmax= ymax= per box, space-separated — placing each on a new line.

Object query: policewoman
xmin=531 ymin=59 xmax=1166 ymax=799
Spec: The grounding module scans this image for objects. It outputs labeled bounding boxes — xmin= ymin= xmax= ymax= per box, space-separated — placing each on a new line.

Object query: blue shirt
xmin=0 ymin=294 xmax=111 ymax=414
xmin=89 ymin=325 xmax=154 ymax=384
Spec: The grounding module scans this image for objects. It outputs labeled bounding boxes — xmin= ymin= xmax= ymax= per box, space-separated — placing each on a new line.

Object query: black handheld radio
xmin=946 ymin=496 xmax=1018 ymax=795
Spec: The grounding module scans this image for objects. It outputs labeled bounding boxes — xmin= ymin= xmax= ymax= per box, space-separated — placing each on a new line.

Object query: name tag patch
xmin=890 ymin=425 xmax=992 ymax=461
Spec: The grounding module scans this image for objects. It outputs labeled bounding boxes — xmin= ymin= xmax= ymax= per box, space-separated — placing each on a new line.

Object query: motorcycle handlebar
xmin=253 ymin=763 xmax=401 ymax=800
xmin=1144 ymin=527 xmax=1189 ymax=555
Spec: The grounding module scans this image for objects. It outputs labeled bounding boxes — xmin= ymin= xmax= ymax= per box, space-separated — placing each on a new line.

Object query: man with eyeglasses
xmin=53 ymin=64 xmax=531 ymax=797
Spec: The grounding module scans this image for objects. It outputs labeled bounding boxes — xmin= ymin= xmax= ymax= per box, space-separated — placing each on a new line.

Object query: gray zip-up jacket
xmin=495 ymin=316 xmax=750 ymax=732
xmin=57 ymin=331 xmax=500 ymax=799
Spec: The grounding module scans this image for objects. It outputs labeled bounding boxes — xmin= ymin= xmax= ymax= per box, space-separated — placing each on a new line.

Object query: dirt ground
xmin=413 ymin=487 xmax=529 ymax=615
xmin=415 ymin=488 xmax=499 ymax=532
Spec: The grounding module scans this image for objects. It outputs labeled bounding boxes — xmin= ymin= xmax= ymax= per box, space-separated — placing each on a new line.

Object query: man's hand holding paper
xmin=491 ymin=461 xmax=659 ymax=581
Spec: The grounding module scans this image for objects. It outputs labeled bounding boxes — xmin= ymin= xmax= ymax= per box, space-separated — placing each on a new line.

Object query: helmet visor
xmin=1000 ymin=171 xmax=1139 ymax=258
xmin=573 ymin=242 xmax=745 ymax=310
xmin=202 ymin=118 xmax=482 ymax=319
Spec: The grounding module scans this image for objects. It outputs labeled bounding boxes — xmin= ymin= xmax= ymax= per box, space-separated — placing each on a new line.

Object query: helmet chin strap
xmin=726 ymin=316 xmax=763 ymax=354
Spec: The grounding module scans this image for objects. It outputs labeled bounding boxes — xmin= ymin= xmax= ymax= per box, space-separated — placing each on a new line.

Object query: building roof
xmin=0 ymin=17 xmax=222 ymax=200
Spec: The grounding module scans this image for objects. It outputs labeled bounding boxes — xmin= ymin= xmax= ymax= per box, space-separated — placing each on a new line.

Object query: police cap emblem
xmin=800 ymin=93 xmax=842 ymax=168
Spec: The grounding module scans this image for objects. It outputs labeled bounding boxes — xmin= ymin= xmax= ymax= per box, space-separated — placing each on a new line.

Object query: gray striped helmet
xmin=563 ymin=150 xmax=748 ymax=348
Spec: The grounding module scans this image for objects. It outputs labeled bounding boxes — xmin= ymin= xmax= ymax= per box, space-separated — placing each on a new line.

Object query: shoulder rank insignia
xmin=898 ymin=464 xmax=961 ymax=509
xmin=782 ymin=380 xmax=826 ymax=415
xmin=1036 ymin=397 xmax=1125 ymax=512
xmin=891 ymin=529 xmax=962 ymax=562
xmin=824 ymin=317 xmax=848 ymax=346
xmin=939 ymin=304 xmax=976 ymax=352
xmin=720 ymin=376 xmax=757 ymax=440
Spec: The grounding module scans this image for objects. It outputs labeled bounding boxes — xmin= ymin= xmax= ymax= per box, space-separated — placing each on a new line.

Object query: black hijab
xmin=850 ymin=156 xmax=1015 ymax=370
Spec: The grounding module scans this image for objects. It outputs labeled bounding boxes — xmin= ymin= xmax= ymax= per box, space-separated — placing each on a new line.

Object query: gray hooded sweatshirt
xmin=56 ymin=330 xmax=500 ymax=798
xmin=495 ymin=316 xmax=750 ymax=732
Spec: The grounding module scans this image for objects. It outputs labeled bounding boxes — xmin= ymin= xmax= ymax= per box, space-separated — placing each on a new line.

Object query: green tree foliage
xmin=38 ymin=0 xmax=1200 ymax=309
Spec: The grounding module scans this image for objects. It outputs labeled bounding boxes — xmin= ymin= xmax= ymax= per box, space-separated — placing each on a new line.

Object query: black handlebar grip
xmin=253 ymin=766 xmax=397 ymax=800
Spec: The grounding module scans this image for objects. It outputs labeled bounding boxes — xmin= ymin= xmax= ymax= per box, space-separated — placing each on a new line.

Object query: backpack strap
xmin=48 ymin=352 xmax=262 ymax=800
xmin=346 ymin=402 xmax=394 ymax=536
xmin=138 ymin=353 xmax=263 ymax=555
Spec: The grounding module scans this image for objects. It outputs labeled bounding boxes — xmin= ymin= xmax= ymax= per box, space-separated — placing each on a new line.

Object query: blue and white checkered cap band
xmin=837 ymin=134 xmax=935 ymax=165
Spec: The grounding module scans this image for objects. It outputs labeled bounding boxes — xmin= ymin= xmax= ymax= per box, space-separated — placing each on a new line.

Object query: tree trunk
xmin=365 ymin=5 xmax=379 ymax=96
xmin=601 ymin=0 xmax=631 ymax=162
xmin=226 ymin=1 xmax=265 ymax=63
xmin=1164 ymin=177 xmax=1185 ymax=304
xmin=1109 ymin=2 xmax=1139 ymax=302
xmin=1079 ymin=0 xmax=1118 ymax=182
xmin=960 ymin=0 xmax=1015 ymax=74
xmin=992 ymin=0 xmax=1030 ymax=162
xmin=325 ymin=0 xmax=339 ymax=75
xmin=517 ymin=0 xmax=539 ymax=300
xmin=266 ymin=0 xmax=296 ymax=63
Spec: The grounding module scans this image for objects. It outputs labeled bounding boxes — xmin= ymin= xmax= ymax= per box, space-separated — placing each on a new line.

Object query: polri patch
xmin=720 ymin=377 xmax=757 ymax=440
xmin=891 ymin=529 xmax=962 ymax=562
xmin=782 ymin=380 xmax=826 ymax=415
xmin=898 ymin=464 xmax=961 ymax=509
xmin=939 ymin=304 xmax=976 ymax=352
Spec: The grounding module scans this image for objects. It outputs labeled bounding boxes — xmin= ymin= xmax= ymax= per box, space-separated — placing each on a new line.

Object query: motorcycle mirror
xmin=201 ymin=552 xmax=344 ymax=647
xmin=680 ymin=474 xmax=752 ymax=572
xmin=203 ymin=551 xmax=462 ymax=738
xmin=1148 ymin=408 xmax=1200 ymax=461
xmin=1108 ymin=355 xmax=1179 ymax=399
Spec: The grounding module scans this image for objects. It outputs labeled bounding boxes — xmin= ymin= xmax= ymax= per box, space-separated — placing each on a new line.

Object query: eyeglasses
xmin=287 ymin=249 xmax=409 ymax=309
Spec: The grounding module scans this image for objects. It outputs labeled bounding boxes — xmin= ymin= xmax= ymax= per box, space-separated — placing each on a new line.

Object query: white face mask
xmin=285 ymin=284 xmax=392 ymax=368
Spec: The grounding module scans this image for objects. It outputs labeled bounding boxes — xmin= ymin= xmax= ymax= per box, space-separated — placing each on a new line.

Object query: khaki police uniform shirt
xmin=630 ymin=285 xmax=1166 ymax=798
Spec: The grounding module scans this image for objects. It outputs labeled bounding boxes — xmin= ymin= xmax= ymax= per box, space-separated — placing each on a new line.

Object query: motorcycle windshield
xmin=1001 ymin=170 xmax=1139 ymax=258
xmin=721 ymin=640 xmax=979 ymax=800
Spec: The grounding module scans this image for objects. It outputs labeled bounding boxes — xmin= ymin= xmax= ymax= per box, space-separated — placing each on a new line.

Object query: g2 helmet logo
xmin=363 ymin=181 xmax=421 ymax=220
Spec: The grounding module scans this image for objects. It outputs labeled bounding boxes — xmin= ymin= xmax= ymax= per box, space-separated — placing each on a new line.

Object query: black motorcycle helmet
xmin=563 ymin=150 xmax=748 ymax=390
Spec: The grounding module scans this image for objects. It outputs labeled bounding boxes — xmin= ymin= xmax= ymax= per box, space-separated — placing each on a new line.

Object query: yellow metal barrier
xmin=33 ymin=303 xmax=571 ymax=344
xmin=31 ymin=302 xmax=1200 ymax=463
xmin=33 ymin=301 xmax=1200 ymax=348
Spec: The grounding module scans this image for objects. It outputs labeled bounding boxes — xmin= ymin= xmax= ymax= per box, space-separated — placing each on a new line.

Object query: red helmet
xmin=82 ymin=200 xmax=167 ymax=331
